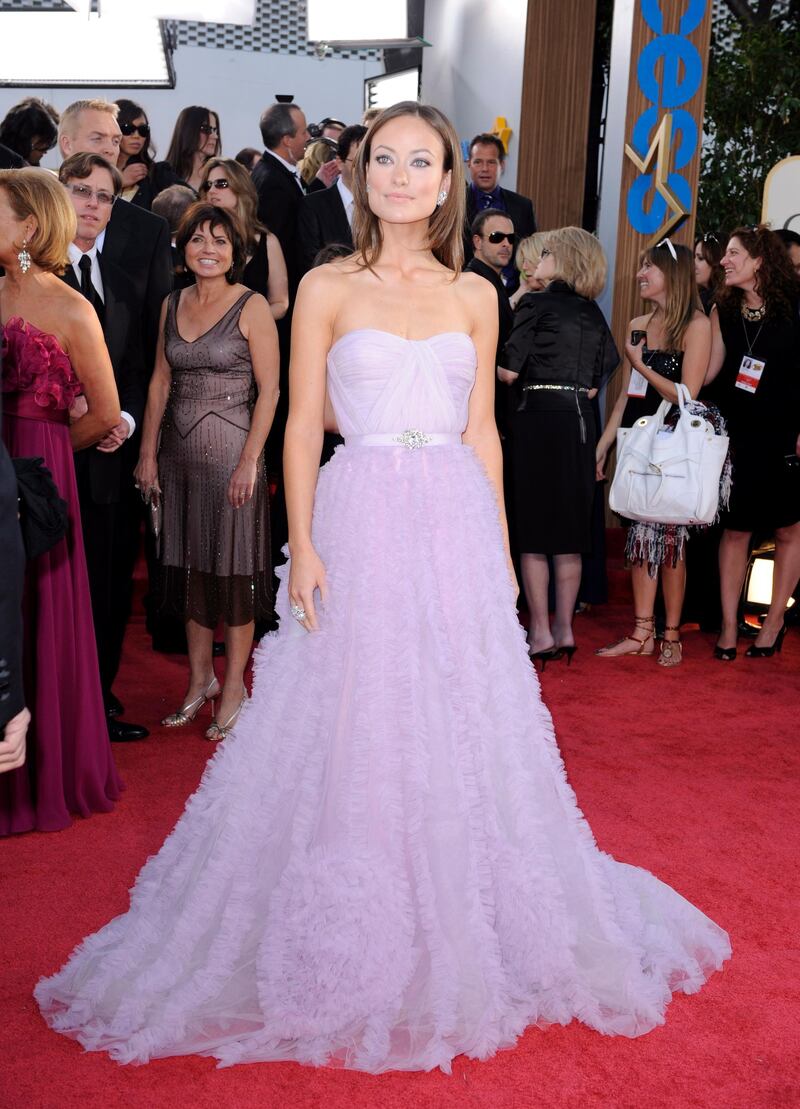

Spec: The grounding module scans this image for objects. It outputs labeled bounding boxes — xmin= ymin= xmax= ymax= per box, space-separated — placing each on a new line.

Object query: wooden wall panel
xmin=517 ymin=0 xmax=597 ymax=231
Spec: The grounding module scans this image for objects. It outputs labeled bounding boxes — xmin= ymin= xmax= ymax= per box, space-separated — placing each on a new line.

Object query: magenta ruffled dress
xmin=36 ymin=331 xmax=729 ymax=1070
xmin=1 ymin=318 xmax=121 ymax=835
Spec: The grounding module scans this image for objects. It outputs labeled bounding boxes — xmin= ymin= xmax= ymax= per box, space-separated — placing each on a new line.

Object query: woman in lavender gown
xmin=36 ymin=105 xmax=730 ymax=1072
xmin=0 ymin=168 xmax=122 ymax=834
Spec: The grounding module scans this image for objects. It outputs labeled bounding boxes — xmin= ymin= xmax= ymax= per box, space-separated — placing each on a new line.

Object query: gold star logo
xmin=492 ymin=116 xmax=512 ymax=153
xmin=624 ymin=113 xmax=689 ymax=247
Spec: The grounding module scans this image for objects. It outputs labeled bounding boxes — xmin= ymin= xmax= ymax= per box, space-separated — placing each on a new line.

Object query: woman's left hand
xmin=228 ymin=459 xmax=257 ymax=508
xmin=624 ymin=335 xmax=646 ymax=369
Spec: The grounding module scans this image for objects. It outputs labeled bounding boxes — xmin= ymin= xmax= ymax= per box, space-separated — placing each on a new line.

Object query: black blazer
xmin=252 ymin=151 xmax=305 ymax=291
xmin=464 ymin=185 xmax=537 ymax=291
xmin=101 ymin=199 xmax=173 ymax=372
xmin=464 ymin=257 xmax=514 ymax=364
xmin=0 ymin=385 xmax=26 ymax=730
xmin=297 ymin=183 xmax=353 ymax=274
xmin=504 ymin=281 xmax=620 ymax=400
xmin=62 ymin=256 xmax=146 ymax=504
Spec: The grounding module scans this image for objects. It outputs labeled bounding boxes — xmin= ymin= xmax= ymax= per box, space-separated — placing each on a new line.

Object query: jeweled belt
xmin=522 ymin=383 xmax=590 ymax=393
xmin=345 ymin=430 xmax=461 ymax=450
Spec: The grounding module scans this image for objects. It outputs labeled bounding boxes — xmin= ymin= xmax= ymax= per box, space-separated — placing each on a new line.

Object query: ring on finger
xmin=290 ymin=603 xmax=306 ymax=622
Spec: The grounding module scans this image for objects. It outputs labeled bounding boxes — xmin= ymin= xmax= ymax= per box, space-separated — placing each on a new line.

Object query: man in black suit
xmin=58 ymin=99 xmax=172 ymax=370
xmin=464 ymin=133 xmax=536 ymax=293
xmin=0 ymin=379 xmax=29 ymax=773
xmin=252 ymin=102 xmax=310 ymax=294
xmin=59 ymin=153 xmax=148 ymax=743
xmin=297 ymin=124 xmax=367 ymax=273
xmin=465 ymin=209 xmax=516 ymax=363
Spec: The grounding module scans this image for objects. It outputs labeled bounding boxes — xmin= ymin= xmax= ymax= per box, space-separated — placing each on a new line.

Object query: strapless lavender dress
xmin=35 ymin=331 xmax=730 ymax=1073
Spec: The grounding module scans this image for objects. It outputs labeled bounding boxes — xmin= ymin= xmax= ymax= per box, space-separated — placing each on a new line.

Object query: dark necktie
xmin=78 ymin=253 xmax=104 ymax=322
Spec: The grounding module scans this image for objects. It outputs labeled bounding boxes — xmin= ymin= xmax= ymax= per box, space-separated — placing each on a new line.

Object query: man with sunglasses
xmin=58 ymin=152 xmax=148 ymax=744
xmin=466 ymin=209 xmax=516 ymax=364
xmin=464 ymin=133 xmax=536 ymax=293
xmin=58 ymin=100 xmax=172 ymax=371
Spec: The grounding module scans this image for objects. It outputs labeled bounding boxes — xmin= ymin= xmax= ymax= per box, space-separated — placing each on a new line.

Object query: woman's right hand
xmin=134 ymin=454 xmax=161 ymax=504
xmin=288 ymin=545 xmax=329 ymax=633
xmin=120 ymin=162 xmax=148 ymax=188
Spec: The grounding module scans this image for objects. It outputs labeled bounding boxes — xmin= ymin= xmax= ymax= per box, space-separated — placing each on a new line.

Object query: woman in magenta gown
xmin=0 ymin=168 xmax=123 ymax=834
xmin=36 ymin=106 xmax=730 ymax=1072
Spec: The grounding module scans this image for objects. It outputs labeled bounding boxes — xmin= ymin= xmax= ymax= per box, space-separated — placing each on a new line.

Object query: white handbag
xmin=609 ymin=383 xmax=729 ymax=525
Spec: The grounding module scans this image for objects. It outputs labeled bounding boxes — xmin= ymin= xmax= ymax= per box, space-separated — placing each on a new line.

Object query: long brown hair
xmin=717 ymin=224 xmax=800 ymax=319
xmin=351 ymin=101 xmax=465 ymax=274
xmin=165 ymin=106 xmax=220 ymax=182
xmin=640 ymin=241 xmax=700 ymax=350
xmin=198 ymin=156 xmax=264 ymax=249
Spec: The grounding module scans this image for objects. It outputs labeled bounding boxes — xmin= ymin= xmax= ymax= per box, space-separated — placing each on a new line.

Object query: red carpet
xmin=2 ymin=532 xmax=799 ymax=1109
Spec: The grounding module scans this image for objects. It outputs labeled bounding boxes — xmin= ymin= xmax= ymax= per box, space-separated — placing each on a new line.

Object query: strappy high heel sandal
xmin=206 ymin=685 xmax=247 ymax=741
xmin=161 ymin=676 xmax=220 ymax=727
xmin=658 ymin=625 xmax=683 ymax=667
xmin=595 ymin=616 xmax=655 ymax=657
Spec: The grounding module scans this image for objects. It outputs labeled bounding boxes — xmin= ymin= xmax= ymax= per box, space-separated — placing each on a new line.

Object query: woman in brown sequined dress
xmin=135 ymin=204 xmax=280 ymax=738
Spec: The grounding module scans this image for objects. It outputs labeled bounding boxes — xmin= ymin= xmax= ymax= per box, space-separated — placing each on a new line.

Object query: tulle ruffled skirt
xmin=35 ymin=443 xmax=730 ymax=1072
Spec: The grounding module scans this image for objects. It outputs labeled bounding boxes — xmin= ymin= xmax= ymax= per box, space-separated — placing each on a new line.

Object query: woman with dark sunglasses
xmin=153 ymin=106 xmax=221 ymax=200
xmin=198 ymin=157 xmax=289 ymax=321
xmin=114 ymin=99 xmax=160 ymax=210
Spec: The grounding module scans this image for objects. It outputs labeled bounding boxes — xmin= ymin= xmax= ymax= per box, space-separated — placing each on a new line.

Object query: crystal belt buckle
xmin=394 ymin=429 xmax=432 ymax=450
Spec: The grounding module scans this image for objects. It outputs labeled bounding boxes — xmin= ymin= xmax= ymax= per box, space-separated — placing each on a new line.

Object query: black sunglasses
xmin=199 ymin=123 xmax=219 ymax=136
xmin=120 ymin=122 xmax=150 ymax=138
xmin=487 ymin=231 xmax=516 ymax=245
xmin=200 ymin=178 xmax=230 ymax=191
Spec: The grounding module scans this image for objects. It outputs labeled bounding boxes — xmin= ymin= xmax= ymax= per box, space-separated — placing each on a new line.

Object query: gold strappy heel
xmin=595 ymin=616 xmax=655 ymax=657
xmin=161 ymin=676 xmax=220 ymax=727
xmin=658 ymin=626 xmax=683 ymax=667
xmin=205 ymin=686 xmax=247 ymax=742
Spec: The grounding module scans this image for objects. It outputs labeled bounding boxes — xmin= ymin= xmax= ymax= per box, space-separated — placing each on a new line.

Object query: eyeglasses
xmin=65 ymin=182 xmax=117 ymax=207
xmin=540 ymin=247 xmax=552 ymax=257
xmin=656 ymin=237 xmax=678 ymax=261
xmin=487 ymin=231 xmax=516 ymax=245
xmin=199 ymin=123 xmax=219 ymax=136
xmin=200 ymin=178 xmax=231 ymax=191
xmin=120 ymin=122 xmax=150 ymax=138
xmin=702 ymin=232 xmax=719 ymax=244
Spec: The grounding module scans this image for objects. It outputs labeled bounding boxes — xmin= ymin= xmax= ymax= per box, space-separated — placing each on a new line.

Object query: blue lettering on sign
xmin=625 ymin=0 xmax=708 ymax=241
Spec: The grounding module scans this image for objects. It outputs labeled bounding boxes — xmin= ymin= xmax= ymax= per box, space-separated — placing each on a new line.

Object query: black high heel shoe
xmin=529 ymin=647 xmax=561 ymax=672
xmin=556 ymin=645 xmax=577 ymax=666
xmin=713 ymin=642 xmax=737 ymax=661
xmin=745 ymin=624 xmax=787 ymax=658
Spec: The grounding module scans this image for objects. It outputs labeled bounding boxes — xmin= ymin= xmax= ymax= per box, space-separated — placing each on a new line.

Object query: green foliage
xmin=699 ymin=6 xmax=800 ymax=234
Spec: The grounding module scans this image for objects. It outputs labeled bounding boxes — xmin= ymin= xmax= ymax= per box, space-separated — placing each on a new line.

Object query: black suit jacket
xmin=297 ymin=183 xmax=353 ymax=274
xmin=464 ymin=257 xmax=514 ymax=364
xmin=0 ymin=383 xmax=26 ymax=730
xmin=252 ymin=151 xmax=305 ymax=292
xmin=101 ymin=199 xmax=173 ymax=373
xmin=62 ymin=256 xmax=146 ymax=504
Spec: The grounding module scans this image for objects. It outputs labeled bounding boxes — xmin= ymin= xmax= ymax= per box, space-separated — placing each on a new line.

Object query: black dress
xmin=242 ymin=233 xmax=269 ymax=297
xmin=715 ymin=303 xmax=800 ymax=532
xmin=504 ymin=281 xmax=618 ymax=554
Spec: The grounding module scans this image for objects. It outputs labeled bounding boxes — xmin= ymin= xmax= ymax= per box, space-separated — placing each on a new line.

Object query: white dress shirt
xmin=264 ymin=147 xmax=305 ymax=192
xmin=68 ymin=240 xmax=134 ymax=439
xmin=337 ymin=177 xmax=355 ymax=228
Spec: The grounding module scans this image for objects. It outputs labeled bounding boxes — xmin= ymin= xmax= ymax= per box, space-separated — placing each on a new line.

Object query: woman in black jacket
xmin=504 ymin=227 xmax=618 ymax=666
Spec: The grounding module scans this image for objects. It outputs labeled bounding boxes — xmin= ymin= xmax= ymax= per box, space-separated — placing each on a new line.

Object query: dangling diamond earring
xmin=436 ymin=190 xmax=448 ymax=208
xmin=366 ymin=184 xmax=371 ymax=193
xmin=17 ymin=239 xmax=32 ymax=274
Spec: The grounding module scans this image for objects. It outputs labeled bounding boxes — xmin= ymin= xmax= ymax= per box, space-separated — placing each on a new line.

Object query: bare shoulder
xmin=686 ymin=309 xmax=711 ymax=335
xmin=55 ymin=280 xmax=99 ymax=333
xmin=629 ymin=312 xmax=651 ymax=329
xmin=454 ymin=269 xmax=496 ymax=314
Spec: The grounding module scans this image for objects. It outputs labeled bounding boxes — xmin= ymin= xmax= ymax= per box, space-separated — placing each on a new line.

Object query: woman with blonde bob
xmin=0 ymin=168 xmax=122 ymax=834
xmin=595 ymin=240 xmax=711 ymax=665
xmin=198 ymin=156 xmax=289 ymax=319
xmin=37 ymin=106 xmax=729 ymax=1072
xmin=503 ymin=226 xmax=619 ymax=666
xmin=509 ymin=230 xmax=548 ymax=308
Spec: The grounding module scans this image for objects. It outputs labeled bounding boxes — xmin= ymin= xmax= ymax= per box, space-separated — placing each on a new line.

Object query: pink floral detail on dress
xmin=1 ymin=317 xmax=80 ymax=411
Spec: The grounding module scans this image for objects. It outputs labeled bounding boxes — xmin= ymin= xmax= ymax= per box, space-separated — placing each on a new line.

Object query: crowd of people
xmin=0 ymin=92 xmax=798 ymax=851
